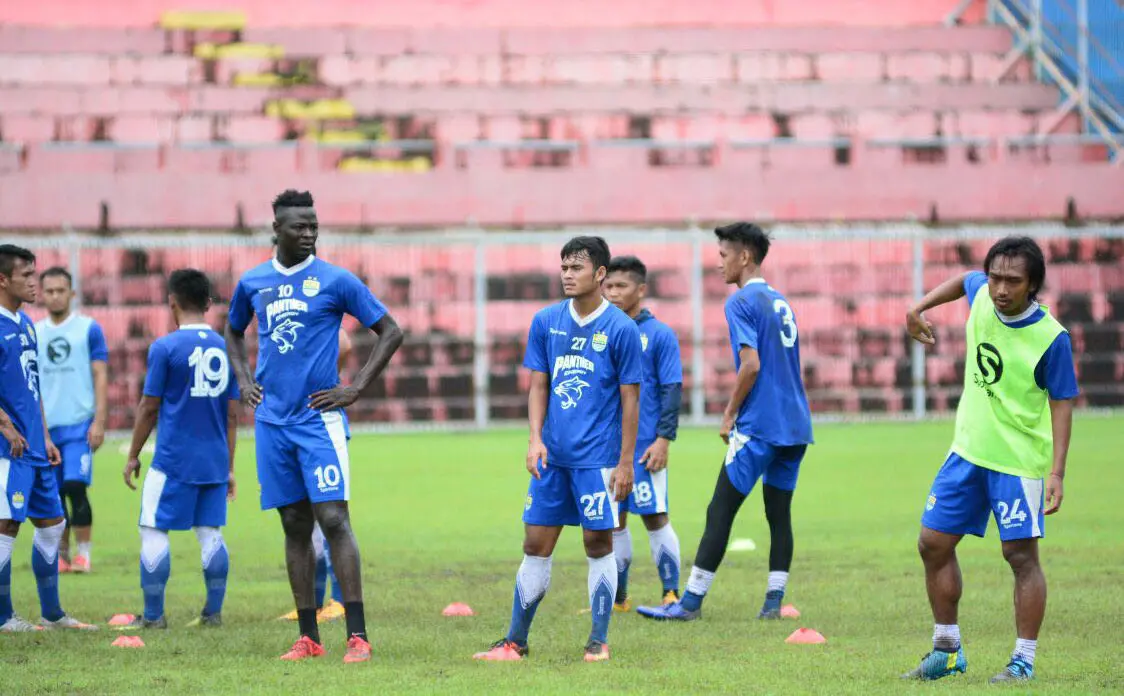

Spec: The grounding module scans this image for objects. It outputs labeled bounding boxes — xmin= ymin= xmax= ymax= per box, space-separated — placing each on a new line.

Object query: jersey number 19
xmin=189 ymin=346 xmax=230 ymax=398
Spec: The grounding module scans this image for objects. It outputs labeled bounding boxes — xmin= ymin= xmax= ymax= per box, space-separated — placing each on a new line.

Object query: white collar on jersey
xmin=0 ymin=305 xmax=20 ymax=323
xmin=271 ymin=254 xmax=316 ymax=277
xmin=568 ymin=297 xmax=610 ymax=328
xmin=45 ymin=312 xmax=78 ymax=329
xmin=995 ymin=300 xmax=1040 ymax=325
xmin=178 ymin=324 xmax=211 ymax=331
xmin=740 ymin=277 xmax=767 ymax=288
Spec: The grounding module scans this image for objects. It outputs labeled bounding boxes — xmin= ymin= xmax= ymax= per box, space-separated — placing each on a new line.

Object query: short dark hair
xmin=272 ymin=189 xmax=315 ymax=215
xmin=39 ymin=266 xmax=73 ymax=288
xmin=606 ymin=255 xmax=647 ymax=283
xmin=168 ymin=268 xmax=213 ymax=313
xmin=984 ymin=236 xmax=1046 ymax=300
xmin=0 ymin=244 xmax=35 ymax=279
xmin=715 ymin=222 xmax=771 ymax=264
xmin=560 ymin=236 xmax=611 ymax=273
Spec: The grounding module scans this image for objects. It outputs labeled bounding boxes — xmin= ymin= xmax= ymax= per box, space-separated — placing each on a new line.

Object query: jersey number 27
xmin=773 ymin=299 xmax=798 ymax=348
xmin=189 ymin=346 xmax=230 ymax=398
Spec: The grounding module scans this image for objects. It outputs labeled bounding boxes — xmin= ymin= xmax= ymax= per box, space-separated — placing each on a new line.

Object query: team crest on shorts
xmin=640 ymin=333 xmax=649 ymax=352
xmin=11 ymin=491 xmax=25 ymax=509
xmin=525 ymin=494 xmax=533 ymax=510
xmin=592 ymin=331 xmax=608 ymax=353
xmin=302 ymin=277 xmax=321 ymax=297
xmin=926 ymin=494 xmax=937 ymax=511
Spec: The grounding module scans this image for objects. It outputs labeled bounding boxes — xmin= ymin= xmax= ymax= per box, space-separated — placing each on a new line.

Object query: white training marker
xmin=728 ymin=538 xmax=757 ymax=552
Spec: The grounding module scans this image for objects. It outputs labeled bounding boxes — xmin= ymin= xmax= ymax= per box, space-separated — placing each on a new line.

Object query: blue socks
xmin=0 ymin=534 xmax=14 ymax=624
xmin=201 ymin=535 xmax=229 ymax=617
xmin=140 ymin=553 xmax=171 ymax=621
xmin=506 ymin=555 xmax=551 ymax=646
xmin=587 ymin=554 xmax=618 ymax=645
xmin=32 ymin=523 xmax=65 ymax=622
xmin=648 ymin=524 xmax=682 ymax=595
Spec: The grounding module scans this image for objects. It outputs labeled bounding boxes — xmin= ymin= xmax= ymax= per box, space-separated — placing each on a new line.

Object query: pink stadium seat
xmin=214 ymin=59 xmax=277 ymax=86
xmin=317 ymin=56 xmax=357 ymax=87
xmin=0 ymin=145 xmax=21 ymax=174
xmin=378 ymin=55 xmax=449 ymax=86
xmin=217 ymin=116 xmax=286 ymax=144
xmin=342 ymin=28 xmax=413 ymax=57
xmin=952 ymin=110 xmax=1035 ymax=138
xmin=240 ymin=28 xmax=348 ymax=56
xmin=24 ymin=145 xmax=112 ymax=173
xmin=163 ymin=146 xmax=225 ymax=173
xmin=655 ymin=54 xmax=732 ymax=85
xmin=0 ymin=55 xmax=113 ymax=86
xmin=853 ymin=111 xmax=938 ymax=139
xmin=108 ymin=115 xmax=176 ymax=144
xmin=112 ymin=57 xmax=200 ymax=86
xmin=174 ymin=115 xmax=214 ymax=144
xmin=736 ymin=53 xmax=814 ymax=83
xmin=0 ymin=26 xmax=163 ymax=54
xmin=551 ymin=55 xmax=653 ymax=85
xmin=112 ymin=147 xmax=162 ymax=173
xmin=789 ymin=113 xmax=837 ymax=140
xmin=885 ymin=53 xmax=954 ymax=83
xmin=1 ymin=114 xmax=55 ymax=143
xmin=817 ymin=54 xmax=885 ymax=83
xmin=188 ymin=88 xmax=269 ymax=115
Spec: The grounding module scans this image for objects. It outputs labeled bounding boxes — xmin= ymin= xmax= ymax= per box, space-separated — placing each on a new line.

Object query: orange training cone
xmin=108 ymin=614 xmax=136 ymax=627
xmin=785 ymin=628 xmax=826 ymax=644
xmin=111 ymin=635 xmax=146 ymax=648
xmin=781 ymin=604 xmax=801 ymax=619
xmin=442 ymin=602 xmax=475 ymax=617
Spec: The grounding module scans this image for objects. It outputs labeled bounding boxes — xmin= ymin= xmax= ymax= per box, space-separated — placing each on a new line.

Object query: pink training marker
xmin=111 ymin=635 xmax=146 ymax=648
xmin=108 ymin=614 xmax=136 ymax=627
xmin=781 ymin=604 xmax=801 ymax=619
xmin=442 ymin=602 xmax=476 ymax=617
xmin=785 ymin=628 xmax=826 ymax=645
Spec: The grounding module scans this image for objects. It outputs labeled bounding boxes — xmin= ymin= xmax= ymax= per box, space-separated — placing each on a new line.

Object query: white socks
xmin=612 ymin=528 xmax=632 ymax=573
xmin=76 ymin=541 xmax=92 ymax=561
xmin=0 ymin=534 xmax=13 ymax=573
xmin=139 ymin=526 xmax=170 ymax=573
xmin=1014 ymin=638 xmax=1037 ymax=666
xmin=933 ymin=623 xmax=961 ymax=650
xmin=647 ymin=524 xmax=680 ymax=569
xmin=194 ymin=526 xmax=225 ymax=568
xmin=587 ymin=554 xmax=618 ymax=612
xmin=32 ymin=521 xmax=65 ymax=564
xmin=515 ymin=555 xmax=552 ymax=609
xmin=767 ymin=571 xmax=789 ymax=594
xmin=686 ymin=566 xmax=716 ymax=597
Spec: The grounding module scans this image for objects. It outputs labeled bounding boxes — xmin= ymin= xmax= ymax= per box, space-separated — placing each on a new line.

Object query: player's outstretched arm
xmin=1045 ymin=398 xmax=1073 ymax=515
xmin=224 ymin=324 xmax=262 ymax=408
xmin=124 ymin=395 xmax=160 ymax=490
xmin=906 ymin=271 xmax=971 ymax=346
xmin=721 ymin=347 xmax=759 ymax=444
xmin=526 ymin=371 xmax=549 ymax=478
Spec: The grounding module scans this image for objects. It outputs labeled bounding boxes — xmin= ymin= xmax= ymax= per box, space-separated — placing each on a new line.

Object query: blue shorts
xmin=49 ymin=421 xmax=93 ymax=485
xmin=922 ymin=453 xmax=1045 ymax=541
xmin=0 ymin=456 xmax=65 ymax=523
xmin=623 ymin=444 xmax=669 ymax=515
xmin=523 ymin=465 xmax=620 ymax=531
xmin=724 ymin=429 xmax=806 ymax=496
xmin=256 ymin=411 xmax=350 ymax=511
xmin=139 ymin=467 xmax=227 ymax=531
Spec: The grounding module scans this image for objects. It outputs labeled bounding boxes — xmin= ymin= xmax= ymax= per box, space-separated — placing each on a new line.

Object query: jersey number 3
xmin=773 ymin=299 xmax=798 ymax=348
xmin=189 ymin=346 xmax=230 ymax=398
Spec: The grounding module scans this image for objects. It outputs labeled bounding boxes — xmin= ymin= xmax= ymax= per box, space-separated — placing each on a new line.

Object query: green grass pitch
xmin=4 ymin=418 xmax=1122 ymax=695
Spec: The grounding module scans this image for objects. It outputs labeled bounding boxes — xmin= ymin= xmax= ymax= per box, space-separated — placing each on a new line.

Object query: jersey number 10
xmin=189 ymin=346 xmax=230 ymax=398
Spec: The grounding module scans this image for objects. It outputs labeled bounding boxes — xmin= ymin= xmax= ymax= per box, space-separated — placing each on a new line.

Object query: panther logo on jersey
xmin=19 ymin=348 xmax=38 ymax=400
xmin=47 ymin=337 xmax=71 ymax=364
xmin=553 ymin=376 xmax=590 ymax=410
xmin=270 ymin=318 xmax=305 ymax=355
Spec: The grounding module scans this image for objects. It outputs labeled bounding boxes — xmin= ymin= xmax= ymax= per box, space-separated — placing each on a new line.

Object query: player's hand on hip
xmin=46 ymin=442 xmax=61 ymax=467
xmin=526 ymin=440 xmax=547 ymax=479
xmin=641 ymin=438 xmax=670 ymax=472
xmin=87 ymin=422 xmax=105 ymax=452
xmin=610 ymin=461 xmax=634 ymax=502
xmin=123 ymin=457 xmax=142 ymax=490
xmin=308 ymin=385 xmax=359 ymax=411
xmin=906 ymin=309 xmax=936 ymax=346
xmin=1044 ymin=473 xmax=1063 ymax=515
xmin=719 ymin=413 xmax=735 ymax=444
xmin=227 ymin=475 xmax=237 ymax=502
xmin=0 ymin=423 xmax=26 ymax=459
xmin=241 ymin=382 xmax=264 ymax=409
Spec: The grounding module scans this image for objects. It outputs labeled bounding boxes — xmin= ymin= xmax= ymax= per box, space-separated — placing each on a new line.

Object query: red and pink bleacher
xmin=2 ymin=0 xmax=1121 ymax=229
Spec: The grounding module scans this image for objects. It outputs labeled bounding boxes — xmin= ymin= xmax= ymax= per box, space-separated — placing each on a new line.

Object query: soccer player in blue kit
xmin=602 ymin=256 xmax=683 ymax=609
xmin=36 ymin=267 xmax=109 ymax=573
xmin=0 ymin=245 xmax=97 ymax=633
xmin=122 ymin=269 xmax=240 ymax=629
xmin=475 ymin=236 xmax=642 ymax=663
xmin=226 ymin=190 xmax=403 ymax=663
xmin=639 ymin=222 xmax=813 ymax=622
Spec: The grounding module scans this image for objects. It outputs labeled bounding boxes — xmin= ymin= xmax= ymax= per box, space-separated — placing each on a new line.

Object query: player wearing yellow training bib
xmin=903 ymin=237 xmax=1077 ymax=685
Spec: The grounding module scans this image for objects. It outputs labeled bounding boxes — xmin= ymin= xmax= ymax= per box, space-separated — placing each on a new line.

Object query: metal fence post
xmin=66 ymin=226 xmax=82 ymax=310
xmin=911 ymin=233 xmax=927 ymax=419
xmin=1077 ymin=0 xmax=1090 ymax=131
xmin=473 ymin=237 xmax=490 ymax=429
xmin=1032 ymin=0 xmax=1044 ymax=82
xmin=689 ymin=226 xmax=706 ymax=425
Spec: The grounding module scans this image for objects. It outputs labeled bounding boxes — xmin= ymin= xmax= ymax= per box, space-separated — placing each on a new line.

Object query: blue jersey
xmin=635 ymin=310 xmax=682 ymax=448
xmin=36 ymin=314 xmax=109 ymax=439
xmin=228 ymin=256 xmax=387 ymax=425
xmin=0 ymin=307 xmax=48 ymax=465
xmin=523 ymin=299 xmax=643 ymax=468
xmin=143 ymin=324 xmax=240 ymax=485
xmin=725 ymin=278 xmax=813 ymax=446
xmin=963 ymin=272 xmax=1078 ymax=399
